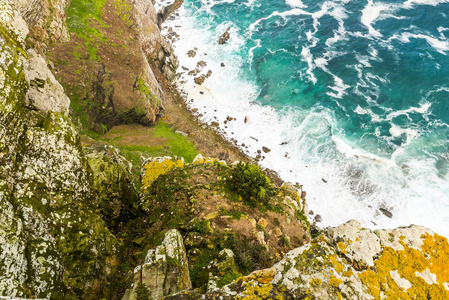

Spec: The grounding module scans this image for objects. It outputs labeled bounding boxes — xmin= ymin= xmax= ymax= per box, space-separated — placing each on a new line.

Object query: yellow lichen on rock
xmin=141 ymin=156 xmax=184 ymax=189
xmin=358 ymin=233 xmax=449 ymax=299
xmin=236 ymin=281 xmax=275 ymax=300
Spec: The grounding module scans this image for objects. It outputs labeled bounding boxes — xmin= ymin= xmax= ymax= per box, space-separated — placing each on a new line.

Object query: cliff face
xmin=0 ymin=1 xmax=120 ymax=298
xmin=1 ymin=0 xmax=449 ymax=299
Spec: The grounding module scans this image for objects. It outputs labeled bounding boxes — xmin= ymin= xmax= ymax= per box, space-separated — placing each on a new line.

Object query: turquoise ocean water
xmin=162 ymin=0 xmax=449 ymax=235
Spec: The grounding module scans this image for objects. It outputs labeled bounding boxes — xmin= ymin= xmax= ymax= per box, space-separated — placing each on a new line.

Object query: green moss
xmin=218 ymin=269 xmax=242 ymax=288
xmin=219 ymin=208 xmax=245 ymax=220
xmin=66 ymin=0 xmax=108 ymax=60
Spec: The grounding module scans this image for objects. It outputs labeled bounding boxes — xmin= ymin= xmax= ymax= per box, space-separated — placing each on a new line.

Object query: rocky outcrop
xmin=84 ymin=144 xmax=140 ymax=232
xmin=123 ymin=229 xmax=191 ymax=300
xmin=0 ymin=2 xmax=120 ymax=297
xmin=167 ymin=220 xmax=449 ymax=299
xmin=139 ymin=155 xmax=310 ymax=292
xmin=157 ymin=0 xmax=184 ymax=27
xmin=218 ymin=28 xmax=230 ymax=45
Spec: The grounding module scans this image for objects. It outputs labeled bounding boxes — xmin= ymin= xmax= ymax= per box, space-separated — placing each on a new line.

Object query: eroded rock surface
xmin=164 ymin=220 xmax=449 ymax=300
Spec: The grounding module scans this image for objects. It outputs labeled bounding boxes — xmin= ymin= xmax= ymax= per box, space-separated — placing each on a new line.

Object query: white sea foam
xmin=247 ymin=9 xmax=311 ymax=34
xmin=386 ymin=102 xmax=432 ymax=121
xmin=361 ymin=0 xmax=388 ymax=37
xmin=162 ymin=0 xmax=449 ymax=237
xmin=403 ymin=0 xmax=449 ymax=9
xmin=285 ymin=0 xmax=307 ymax=9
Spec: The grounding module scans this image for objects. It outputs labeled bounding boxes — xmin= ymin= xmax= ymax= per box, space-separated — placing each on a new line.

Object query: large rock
xmin=125 ymin=229 xmax=192 ymax=300
xmin=24 ymin=49 xmax=70 ymax=114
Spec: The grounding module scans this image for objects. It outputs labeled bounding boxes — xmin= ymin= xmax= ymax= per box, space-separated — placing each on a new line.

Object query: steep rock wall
xmin=0 ymin=1 xmax=121 ymax=298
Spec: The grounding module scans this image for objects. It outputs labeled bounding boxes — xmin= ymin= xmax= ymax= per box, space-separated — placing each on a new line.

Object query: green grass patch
xmin=219 ymin=208 xmax=245 ymax=220
xmin=154 ymin=122 xmax=198 ymax=163
xmin=66 ymin=0 xmax=108 ymax=59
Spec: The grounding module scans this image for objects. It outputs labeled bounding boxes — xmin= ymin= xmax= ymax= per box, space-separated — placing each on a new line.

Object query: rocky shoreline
xmin=1 ymin=0 xmax=449 ymax=299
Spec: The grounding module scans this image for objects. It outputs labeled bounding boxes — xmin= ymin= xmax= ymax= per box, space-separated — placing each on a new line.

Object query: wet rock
xmin=187 ymin=49 xmax=196 ymax=57
xmin=262 ymin=146 xmax=271 ymax=153
xmin=218 ymin=27 xmax=231 ymax=45
xmin=379 ymin=207 xmax=393 ymax=218
xmin=194 ymin=75 xmax=207 ymax=85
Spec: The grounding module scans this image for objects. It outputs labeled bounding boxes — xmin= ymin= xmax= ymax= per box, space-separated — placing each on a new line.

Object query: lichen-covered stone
xmin=170 ymin=220 xmax=449 ymax=300
xmin=84 ymin=143 xmax=139 ymax=231
xmin=126 ymin=229 xmax=192 ymax=300
xmin=0 ymin=3 xmax=119 ymax=297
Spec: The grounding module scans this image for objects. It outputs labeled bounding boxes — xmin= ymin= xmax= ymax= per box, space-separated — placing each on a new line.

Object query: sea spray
xmin=160 ymin=0 xmax=449 ymax=236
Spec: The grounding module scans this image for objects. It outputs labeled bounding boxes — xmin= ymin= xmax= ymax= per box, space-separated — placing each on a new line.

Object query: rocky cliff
xmin=1 ymin=0 xmax=449 ymax=299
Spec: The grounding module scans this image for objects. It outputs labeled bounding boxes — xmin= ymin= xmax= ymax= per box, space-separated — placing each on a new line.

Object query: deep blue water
xmin=166 ymin=0 xmax=449 ymax=234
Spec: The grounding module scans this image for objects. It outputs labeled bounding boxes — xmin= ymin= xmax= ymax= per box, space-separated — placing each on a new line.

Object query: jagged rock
xmin=194 ymin=75 xmax=207 ymax=85
xmin=157 ymin=0 xmax=184 ymax=26
xmin=125 ymin=229 xmax=191 ymax=300
xmin=173 ymin=220 xmax=449 ymax=300
xmin=187 ymin=49 xmax=196 ymax=57
xmin=326 ymin=220 xmax=381 ymax=269
xmin=206 ymin=249 xmax=241 ymax=291
xmin=218 ymin=28 xmax=231 ymax=45
xmin=0 ymin=4 xmax=119 ymax=297
xmin=84 ymin=144 xmax=140 ymax=231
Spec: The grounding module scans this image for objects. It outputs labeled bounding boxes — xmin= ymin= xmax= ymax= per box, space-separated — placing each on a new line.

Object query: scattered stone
xmin=200 ymin=91 xmax=204 ymax=95
xmin=187 ymin=49 xmax=196 ymax=57
xmin=322 ymin=178 xmax=327 ymax=183
xmin=192 ymin=108 xmax=198 ymax=112
xmin=248 ymin=218 xmax=257 ymax=228
xmin=379 ymin=208 xmax=393 ymax=218
xmin=226 ymin=116 xmax=233 ymax=121
xmin=218 ymin=27 xmax=231 ymax=45
xmin=255 ymin=231 xmax=266 ymax=245
xmin=257 ymin=218 xmax=269 ymax=229
xmin=211 ymin=121 xmax=219 ymax=126
xmin=309 ymin=210 xmax=314 ymax=215
xmin=280 ymin=142 xmax=288 ymax=145
xmin=314 ymin=214 xmax=323 ymax=222
xmin=194 ymin=75 xmax=207 ymax=85
xmin=197 ymin=60 xmax=207 ymax=68
xmin=221 ymin=62 xmax=225 ymax=67
xmin=175 ymin=130 xmax=188 ymax=137
xmin=262 ymin=146 xmax=271 ymax=153
xmin=301 ymin=191 xmax=307 ymax=198
xmin=205 ymin=211 xmax=218 ymax=219
xmin=206 ymin=70 xmax=212 ymax=77
xmin=273 ymin=227 xmax=283 ymax=237
xmin=244 ymin=116 xmax=248 ymax=123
